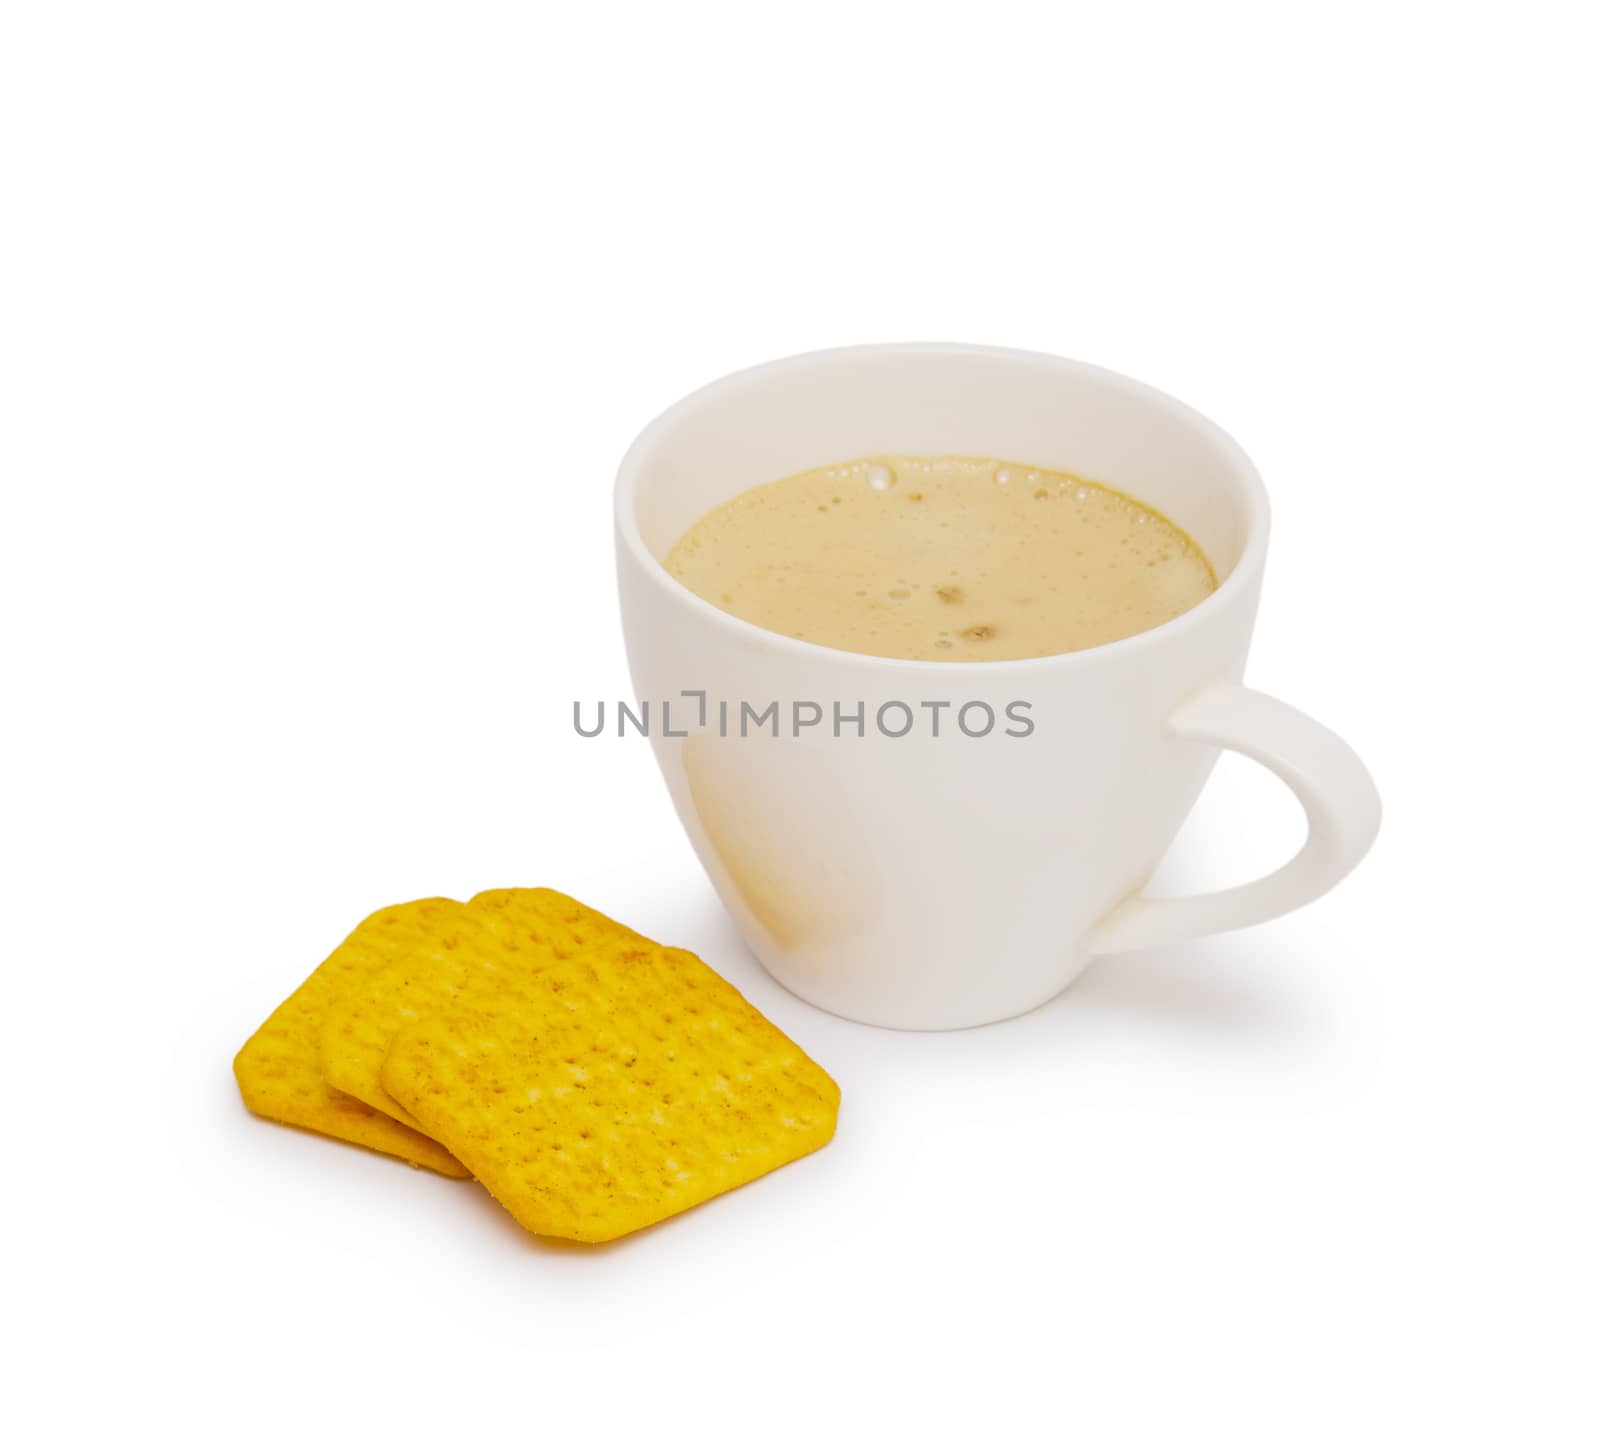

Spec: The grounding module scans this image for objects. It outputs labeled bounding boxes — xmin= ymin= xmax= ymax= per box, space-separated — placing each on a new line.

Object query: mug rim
xmin=614 ymin=342 xmax=1271 ymax=674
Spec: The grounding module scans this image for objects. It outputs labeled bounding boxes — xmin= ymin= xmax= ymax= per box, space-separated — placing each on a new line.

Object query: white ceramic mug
xmin=615 ymin=344 xmax=1380 ymax=1030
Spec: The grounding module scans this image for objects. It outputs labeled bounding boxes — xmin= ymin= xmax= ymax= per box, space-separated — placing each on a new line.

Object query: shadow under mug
xmin=615 ymin=344 xmax=1380 ymax=1031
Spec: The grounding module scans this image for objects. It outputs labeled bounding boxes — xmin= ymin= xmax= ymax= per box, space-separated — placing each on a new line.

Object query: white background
xmin=4 ymin=3 xmax=1595 ymax=1425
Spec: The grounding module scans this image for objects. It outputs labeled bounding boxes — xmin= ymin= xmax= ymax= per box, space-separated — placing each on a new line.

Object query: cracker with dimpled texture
xmin=378 ymin=905 xmax=840 ymax=1242
xmin=318 ymin=888 xmax=623 ymax=1130
xmin=233 ymin=898 xmax=471 ymax=1177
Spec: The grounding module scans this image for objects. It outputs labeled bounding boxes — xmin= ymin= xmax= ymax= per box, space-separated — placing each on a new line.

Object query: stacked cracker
xmin=235 ymin=888 xmax=839 ymax=1242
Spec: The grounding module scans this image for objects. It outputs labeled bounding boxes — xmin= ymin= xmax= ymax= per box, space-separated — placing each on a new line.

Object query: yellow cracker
xmin=319 ymin=887 xmax=630 ymax=1129
xmin=378 ymin=894 xmax=840 ymax=1242
xmin=233 ymin=899 xmax=471 ymax=1178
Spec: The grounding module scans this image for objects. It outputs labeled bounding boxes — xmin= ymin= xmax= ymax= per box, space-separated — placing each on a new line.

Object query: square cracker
xmin=233 ymin=899 xmax=472 ymax=1178
xmin=319 ymin=887 xmax=632 ymax=1131
xmin=377 ymin=889 xmax=840 ymax=1242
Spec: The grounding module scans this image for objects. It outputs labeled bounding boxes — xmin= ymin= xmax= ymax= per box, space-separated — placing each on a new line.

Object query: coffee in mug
xmin=665 ymin=454 xmax=1215 ymax=661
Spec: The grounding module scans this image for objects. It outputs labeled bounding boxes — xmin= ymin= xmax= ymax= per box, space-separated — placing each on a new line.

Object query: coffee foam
xmin=664 ymin=455 xmax=1217 ymax=661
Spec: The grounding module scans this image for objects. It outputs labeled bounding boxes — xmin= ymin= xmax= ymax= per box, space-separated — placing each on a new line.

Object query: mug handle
xmin=1084 ymin=683 xmax=1381 ymax=958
